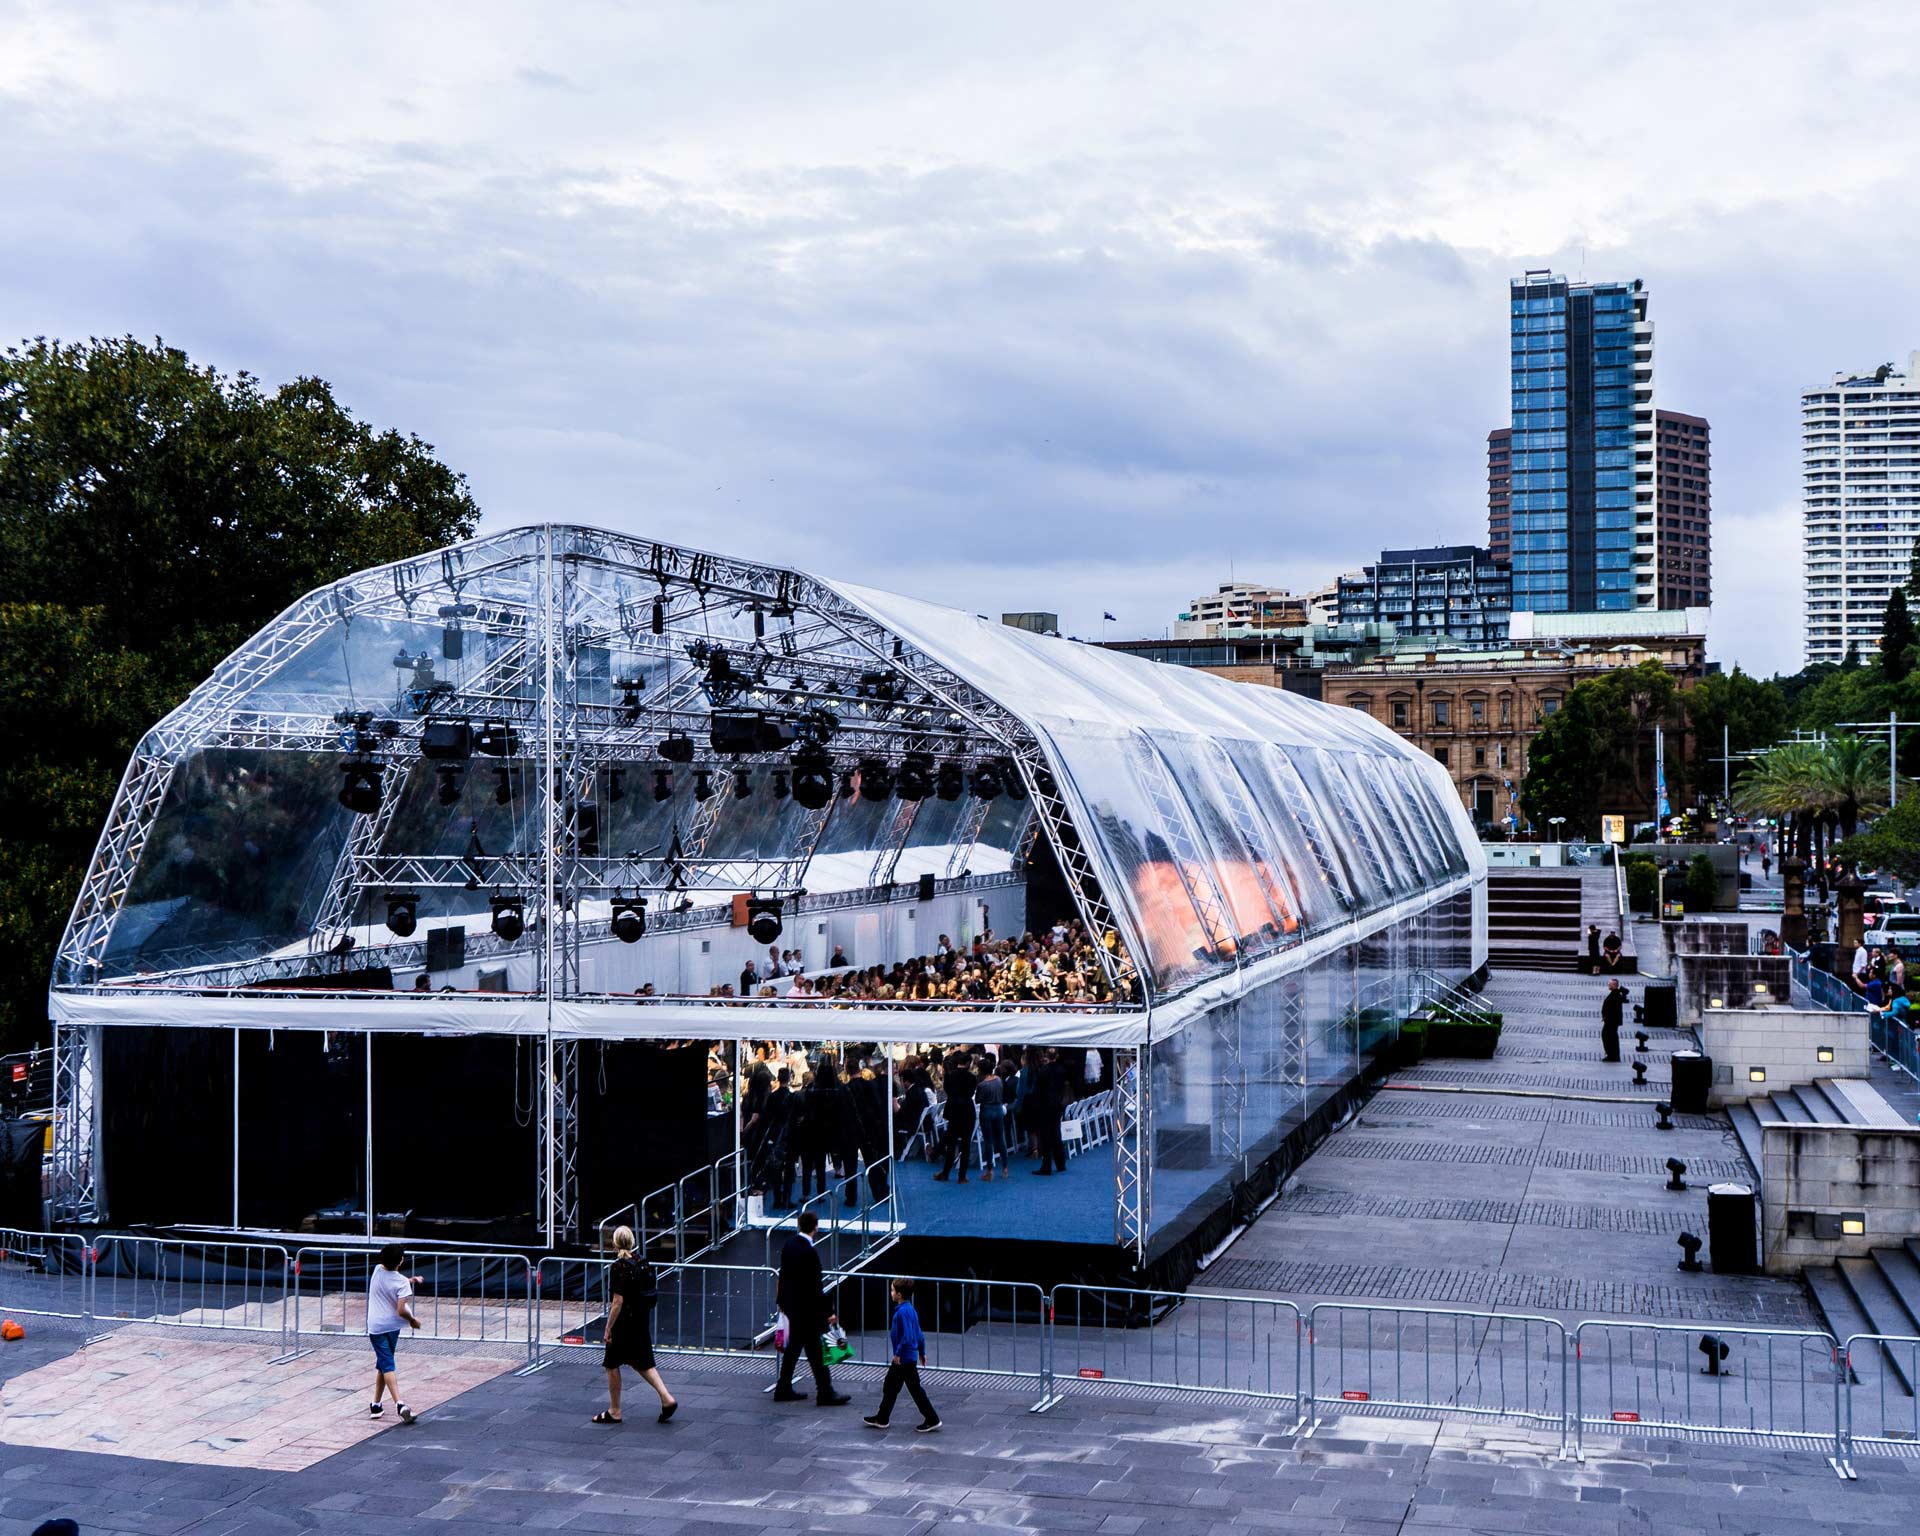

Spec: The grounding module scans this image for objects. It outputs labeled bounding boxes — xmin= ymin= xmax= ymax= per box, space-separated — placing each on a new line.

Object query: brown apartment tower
xmin=1487 ymin=414 xmax=1708 ymax=608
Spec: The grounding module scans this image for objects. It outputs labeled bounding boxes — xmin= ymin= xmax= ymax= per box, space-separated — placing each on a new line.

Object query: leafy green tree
xmin=1881 ymin=587 xmax=1917 ymax=682
xmin=0 ymin=336 xmax=479 ymax=1050
xmin=1835 ymin=796 xmax=1920 ymax=887
xmin=1520 ymin=660 xmax=1682 ymax=835
xmin=1683 ymin=666 xmax=1789 ymax=794
xmin=1684 ymin=853 xmax=1719 ymax=912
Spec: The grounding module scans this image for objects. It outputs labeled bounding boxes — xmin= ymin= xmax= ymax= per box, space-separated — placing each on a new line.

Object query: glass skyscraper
xmin=1507 ymin=271 xmax=1655 ymax=612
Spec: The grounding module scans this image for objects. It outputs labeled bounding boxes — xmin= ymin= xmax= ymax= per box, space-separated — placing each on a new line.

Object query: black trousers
xmin=940 ymin=1113 xmax=976 ymax=1177
xmin=778 ymin=1321 xmax=835 ymax=1395
xmin=875 ymin=1360 xmax=937 ymax=1424
xmin=1036 ymin=1110 xmax=1068 ymax=1172
xmin=1601 ymin=1021 xmax=1620 ymax=1062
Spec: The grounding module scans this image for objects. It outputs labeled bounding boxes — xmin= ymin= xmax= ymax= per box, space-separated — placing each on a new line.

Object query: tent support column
xmin=50 ymin=1022 xmax=99 ymax=1222
xmin=1114 ymin=1044 xmax=1150 ymax=1260
xmin=232 ymin=1030 xmax=241 ymax=1227
xmin=364 ymin=1032 xmax=374 ymax=1241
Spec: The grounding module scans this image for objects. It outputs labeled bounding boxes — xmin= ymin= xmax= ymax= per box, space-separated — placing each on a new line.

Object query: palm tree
xmin=1733 ymin=742 xmax=1828 ymax=865
xmin=1814 ymin=734 xmax=1891 ymax=845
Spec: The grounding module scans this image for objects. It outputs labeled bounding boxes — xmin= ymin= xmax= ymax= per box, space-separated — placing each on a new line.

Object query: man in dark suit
xmin=773 ymin=1210 xmax=850 ymax=1404
xmin=1033 ymin=1048 xmax=1069 ymax=1175
xmin=1600 ymin=979 xmax=1625 ymax=1062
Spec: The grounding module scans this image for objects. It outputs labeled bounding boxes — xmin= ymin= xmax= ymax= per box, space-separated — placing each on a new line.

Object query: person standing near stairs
xmin=1600 ymin=979 xmax=1624 ymax=1062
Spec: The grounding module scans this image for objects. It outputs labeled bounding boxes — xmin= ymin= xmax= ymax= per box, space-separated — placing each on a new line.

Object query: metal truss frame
xmin=50 ymin=1024 xmax=97 ymax=1221
xmin=1114 ymin=1045 xmax=1150 ymax=1259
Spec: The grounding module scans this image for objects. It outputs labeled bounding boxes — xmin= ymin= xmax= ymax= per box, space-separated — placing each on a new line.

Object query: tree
xmin=1835 ymin=796 xmax=1920 ymax=888
xmin=1683 ymin=666 xmax=1789 ymax=795
xmin=1684 ymin=854 xmax=1719 ymax=913
xmin=1881 ymin=587 xmax=1917 ymax=683
xmin=1520 ymin=661 xmax=1683 ymax=834
xmin=0 ymin=336 xmax=480 ymax=1051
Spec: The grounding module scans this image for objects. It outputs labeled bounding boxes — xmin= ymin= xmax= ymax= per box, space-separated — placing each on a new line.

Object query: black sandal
xmin=592 ymin=1410 xmax=623 ymax=1425
xmin=658 ymin=1401 xmax=678 ymax=1423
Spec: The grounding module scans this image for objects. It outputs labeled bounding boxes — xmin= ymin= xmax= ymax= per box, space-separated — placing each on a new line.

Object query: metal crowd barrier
xmin=1049 ymin=1284 xmax=1301 ymax=1413
xmin=89 ymin=1235 xmax=292 ymax=1340
xmin=824 ymin=1270 xmax=1049 ymax=1396
xmin=1571 ymin=1320 xmax=1843 ymax=1457
xmin=1867 ymin=1009 xmax=1920 ymax=1083
xmin=0 ymin=1226 xmax=91 ymax=1328
xmin=1842 ymin=1332 xmax=1920 ymax=1455
xmin=289 ymin=1245 xmax=533 ymax=1357
xmin=1307 ymin=1303 xmax=1567 ymax=1448
xmin=530 ymin=1257 xmax=779 ymax=1369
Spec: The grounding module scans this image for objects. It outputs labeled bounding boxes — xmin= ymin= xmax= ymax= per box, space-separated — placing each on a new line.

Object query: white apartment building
xmin=1173 ymin=582 xmax=1307 ymax=639
xmin=1803 ymin=353 xmax=1920 ymax=665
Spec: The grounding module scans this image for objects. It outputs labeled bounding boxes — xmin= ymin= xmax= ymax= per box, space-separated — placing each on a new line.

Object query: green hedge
xmin=1401 ymin=1006 xmax=1502 ymax=1061
xmin=1624 ymin=855 xmax=1658 ymax=914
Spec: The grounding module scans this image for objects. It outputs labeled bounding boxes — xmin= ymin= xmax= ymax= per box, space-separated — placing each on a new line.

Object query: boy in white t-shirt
xmin=366 ymin=1244 xmax=422 ymax=1423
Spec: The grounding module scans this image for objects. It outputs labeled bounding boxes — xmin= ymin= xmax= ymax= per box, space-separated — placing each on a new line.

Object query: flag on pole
xmin=1102 ymin=611 xmax=1117 ymax=622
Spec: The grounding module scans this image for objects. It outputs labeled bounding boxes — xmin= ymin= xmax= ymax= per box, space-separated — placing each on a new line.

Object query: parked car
xmin=1863 ymin=913 xmax=1920 ymax=950
xmin=1864 ymin=892 xmax=1912 ymax=929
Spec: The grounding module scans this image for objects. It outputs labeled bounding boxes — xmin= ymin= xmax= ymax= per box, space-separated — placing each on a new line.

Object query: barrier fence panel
xmin=291 ymin=1247 xmax=533 ymax=1356
xmin=824 ymin=1271 xmax=1049 ymax=1399
xmin=1867 ymin=1010 xmax=1920 ymax=1083
xmin=532 ymin=1258 xmax=777 ymax=1366
xmin=1308 ymin=1304 xmax=1566 ymax=1440
xmin=1049 ymin=1285 xmax=1302 ymax=1412
xmin=0 ymin=1227 xmax=90 ymax=1327
xmin=88 ymin=1236 xmax=291 ymax=1339
xmin=1572 ymin=1321 xmax=1843 ymax=1456
xmin=1843 ymin=1333 xmax=1920 ymax=1455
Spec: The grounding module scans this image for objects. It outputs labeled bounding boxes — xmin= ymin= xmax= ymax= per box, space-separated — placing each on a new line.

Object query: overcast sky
xmin=5 ymin=1 xmax=1917 ymax=677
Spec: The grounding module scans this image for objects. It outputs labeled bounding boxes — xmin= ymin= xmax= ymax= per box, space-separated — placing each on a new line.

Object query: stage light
xmin=1034 ymin=767 xmax=1058 ymax=798
xmin=790 ymin=747 xmax=833 ymax=810
xmin=473 ymin=720 xmax=519 ymax=757
xmin=1697 ymin=1334 xmax=1728 ymax=1375
xmin=734 ymin=768 xmax=752 ymax=800
xmin=1665 ymin=1157 xmax=1688 ymax=1191
xmin=935 ymin=761 xmax=965 ymax=802
xmin=420 ymin=719 xmax=472 ymax=760
xmin=651 ymin=768 xmax=672 ymax=802
xmin=660 ymin=731 xmax=696 ymax=764
xmin=746 ymin=897 xmax=783 ymax=945
xmin=385 ymin=891 xmax=420 ymax=938
xmin=999 ymin=759 xmax=1027 ymax=802
xmin=1817 ymin=1045 xmax=1835 ymax=1063
xmin=840 ymin=768 xmax=858 ymax=801
xmin=693 ymin=768 xmax=714 ymax=802
xmin=752 ymin=603 xmax=766 ymax=639
xmin=491 ymin=895 xmax=526 ymax=943
xmin=1654 ymin=1101 xmax=1674 ymax=1131
xmin=607 ymin=769 xmax=625 ymax=804
xmin=338 ymin=759 xmax=383 ymax=815
xmin=896 ymin=753 xmax=933 ymax=802
xmin=859 ymin=758 xmax=894 ymax=802
xmin=969 ymin=761 xmax=1002 ymax=801
xmin=495 ymin=767 xmax=513 ymax=806
xmin=651 ymin=595 xmax=665 ymax=635
xmin=436 ymin=766 xmax=461 ymax=806
xmin=771 ymin=769 xmax=790 ymax=802
xmin=1677 ymin=1232 xmax=1703 ymax=1272
xmin=611 ymin=893 xmax=648 ymax=944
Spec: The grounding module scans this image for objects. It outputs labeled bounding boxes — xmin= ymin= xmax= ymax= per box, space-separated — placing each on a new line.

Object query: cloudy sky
xmin=4 ymin=1 xmax=1917 ymax=676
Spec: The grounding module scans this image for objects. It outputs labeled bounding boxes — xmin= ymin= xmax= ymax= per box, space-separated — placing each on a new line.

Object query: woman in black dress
xmin=593 ymin=1226 xmax=677 ymax=1424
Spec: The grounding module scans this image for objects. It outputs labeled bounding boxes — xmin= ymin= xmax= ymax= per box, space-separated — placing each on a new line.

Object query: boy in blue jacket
xmin=863 ymin=1278 xmax=941 ymax=1432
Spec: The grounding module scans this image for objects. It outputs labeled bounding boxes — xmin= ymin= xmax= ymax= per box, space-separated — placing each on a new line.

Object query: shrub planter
xmin=1423 ymin=1005 xmax=1503 ymax=1059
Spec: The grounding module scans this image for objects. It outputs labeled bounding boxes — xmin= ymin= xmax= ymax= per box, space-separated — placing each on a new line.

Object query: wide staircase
xmin=1728 ymin=1078 xmax=1920 ymax=1398
xmin=1486 ymin=871 xmax=1585 ymax=972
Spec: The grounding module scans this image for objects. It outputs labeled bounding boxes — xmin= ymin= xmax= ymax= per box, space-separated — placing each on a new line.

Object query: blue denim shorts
xmin=370 ymin=1330 xmax=399 ymax=1372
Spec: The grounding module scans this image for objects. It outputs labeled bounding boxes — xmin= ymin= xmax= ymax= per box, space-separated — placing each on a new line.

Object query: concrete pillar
xmin=1835 ymin=874 xmax=1867 ymax=980
xmin=1780 ymin=856 xmax=1807 ymax=950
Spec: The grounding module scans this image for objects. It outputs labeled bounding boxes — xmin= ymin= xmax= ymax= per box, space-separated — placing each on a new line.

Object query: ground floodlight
xmin=611 ymin=893 xmax=647 ymax=944
xmin=1698 ymin=1333 xmax=1729 ymax=1375
xmin=338 ymin=759 xmax=383 ymax=814
xmin=1655 ymin=1101 xmax=1674 ymax=1131
xmin=1677 ymin=1232 xmax=1703 ymax=1272
xmin=490 ymin=895 xmax=526 ymax=943
xmin=1665 ymin=1157 xmax=1688 ymax=1192
xmin=1632 ymin=1060 xmax=1648 ymax=1085
xmin=384 ymin=891 xmax=420 ymax=938
xmin=1635 ymin=1031 xmax=1649 ymax=1053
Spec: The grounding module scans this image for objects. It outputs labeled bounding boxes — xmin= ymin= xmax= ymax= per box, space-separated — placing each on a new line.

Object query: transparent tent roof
xmin=53 ymin=525 xmax=1483 ymax=1037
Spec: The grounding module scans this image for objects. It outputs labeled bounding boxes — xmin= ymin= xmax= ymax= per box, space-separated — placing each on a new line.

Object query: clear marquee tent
xmin=48 ymin=525 xmax=1486 ymax=1262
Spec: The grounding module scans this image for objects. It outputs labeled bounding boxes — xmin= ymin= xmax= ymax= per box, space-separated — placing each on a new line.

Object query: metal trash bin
xmin=1670 ymin=1049 xmax=1712 ymax=1115
xmin=1708 ymin=1182 xmax=1758 ymax=1274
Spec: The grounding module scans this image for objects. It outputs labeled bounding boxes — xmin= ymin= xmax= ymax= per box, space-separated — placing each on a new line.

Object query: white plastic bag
xmin=774 ymin=1310 xmax=790 ymax=1350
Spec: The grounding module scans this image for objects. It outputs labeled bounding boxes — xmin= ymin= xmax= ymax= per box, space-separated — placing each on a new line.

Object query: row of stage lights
xmin=378 ymin=887 xmax=772 ymax=947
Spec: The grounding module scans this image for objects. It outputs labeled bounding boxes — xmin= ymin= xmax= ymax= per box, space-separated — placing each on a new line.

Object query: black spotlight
xmin=791 ymin=748 xmax=833 ymax=811
xmin=385 ymin=891 xmax=420 ymax=938
xmin=1632 ymin=1060 xmax=1648 ymax=1085
xmin=1677 ymin=1232 xmax=1704 ymax=1272
xmin=490 ymin=895 xmax=526 ymax=943
xmin=746 ymin=897 xmax=783 ymax=945
xmin=1655 ymin=1100 xmax=1675 ymax=1131
xmin=473 ymin=720 xmax=519 ymax=757
xmin=653 ymin=768 xmax=673 ymax=802
xmin=935 ymin=760 xmax=965 ymax=802
xmin=859 ymin=758 xmax=894 ymax=802
xmin=611 ymin=892 xmax=648 ymax=944
xmin=733 ymin=768 xmax=753 ymax=800
xmin=840 ymin=768 xmax=859 ymax=801
xmin=1635 ymin=1031 xmax=1650 ymax=1053
xmin=999 ymin=758 xmax=1027 ymax=802
xmin=436 ymin=765 xmax=462 ymax=806
xmin=338 ymin=759 xmax=383 ymax=814
xmin=660 ymin=731 xmax=696 ymax=764
xmin=608 ymin=769 xmax=625 ymax=803
xmin=1665 ymin=1157 xmax=1688 ymax=1192
xmin=1034 ymin=766 xmax=1058 ymax=798
xmin=969 ymin=761 xmax=1002 ymax=800
xmin=495 ymin=767 xmax=513 ymax=806
xmin=1698 ymin=1333 xmax=1729 ymax=1375
xmin=896 ymin=753 xmax=933 ymax=802
xmin=771 ymin=769 xmax=791 ymax=802
xmin=693 ymin=768 xmax=714 ymax=802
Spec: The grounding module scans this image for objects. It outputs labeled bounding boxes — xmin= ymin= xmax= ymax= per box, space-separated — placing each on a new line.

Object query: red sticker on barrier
xmin=1611 ymin=1411 xmax=1640 ymax=1423
xmin=1342 ymin=1390 xmax=1369 ymax=1401
xmin=1078 ymin=1367 xmax=1104 ymax=1379
xmin=10 ymin=1064 xmax=25 ymax=1083
xmin=562 ymin=1333 xmax=584 ymax=1345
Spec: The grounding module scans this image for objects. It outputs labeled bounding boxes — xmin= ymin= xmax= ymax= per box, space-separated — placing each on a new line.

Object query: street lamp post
xmin=1549 ymin=814 xmax=1566 ymax=853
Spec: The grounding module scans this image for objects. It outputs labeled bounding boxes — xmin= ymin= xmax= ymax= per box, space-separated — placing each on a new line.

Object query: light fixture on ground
xmin=490 ymin=894 xmax=526 ymax=942
xmin=746 ymin=897 xmax=783 ymax=945
xmin=1632 ymin=1060 xmax=1648 ymax=1085
xmin=1677 ymin=1232 xmax=1703 ymax=1272
xmin=384 ymin=891 xmax=420 ymax=937
xmin=1697 ymin=1334 xmax=1729 ymax=1375
xmin=1654 ymin=1101 xmax=1674 ymax=1131
xmin=1665 ymin=1157 xmax=1688 ymax=1192
xmin=1634 ymin=1031 xmax=1649 ymax=1053
xmin=338 ymin=758 xmax=383 ymax=814
xmin=610 ymin=892 xmax=648 ymax=944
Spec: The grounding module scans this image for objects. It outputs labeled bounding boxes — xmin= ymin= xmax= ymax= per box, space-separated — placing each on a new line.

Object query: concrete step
xmin=1806 ymin=1265 xmax=1871 ymax=1385
xmin=1813 ymin=1079 xmax=1875 ymax=1127
xmin=1726 ymin=1103 xmax=1765 ymax=1185
xmin=1487 ymin=950 xmax=1583 ymax=973
xmin=1869 ymin=1245 xmax=1920 ymax=1337
xmin=1839 ymin=1258 xmax=1919 ymax=1396
xmin=1766 ymin=1091 xmax=1816 ymax=1125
